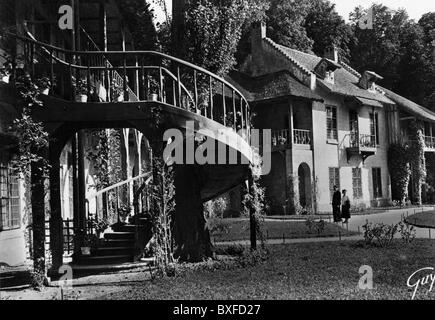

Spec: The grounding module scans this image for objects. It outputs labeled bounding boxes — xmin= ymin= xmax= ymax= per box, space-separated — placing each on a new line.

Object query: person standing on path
xmin=341 ymin=189 xmax=351 ymax=223
xmin=332 ymin=185 xmax=342 ymax=222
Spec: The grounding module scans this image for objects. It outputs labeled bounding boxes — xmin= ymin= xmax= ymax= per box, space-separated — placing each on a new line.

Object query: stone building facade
xmin=230 ymin=23 xmax=432 ymax=214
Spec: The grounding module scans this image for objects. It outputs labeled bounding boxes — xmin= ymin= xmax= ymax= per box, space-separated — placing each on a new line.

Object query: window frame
xmin=372 ymin=167 xmax=383 ymax=199
xmin=326 ymin=105 xmax=338 ymax=141
xmin=329 ymin=167 xmax=340 ymax=201
xmin=0 ymin=164 xmax=21 ymax=231
xmin=369 ymin=112 xmax=380 ymax=145
xmin=352 ymin=168 xmax=363 ymax=199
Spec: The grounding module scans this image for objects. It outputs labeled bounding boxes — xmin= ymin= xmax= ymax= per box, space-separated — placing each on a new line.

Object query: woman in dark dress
xmin=332 ymin=186 xmax=341 ymax=222
xmin=341 ymin=189 xmax=351 ymax=223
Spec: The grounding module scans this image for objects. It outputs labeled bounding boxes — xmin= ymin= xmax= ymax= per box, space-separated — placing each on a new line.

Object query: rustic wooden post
xmin=49 ymin=140 xmax=64 ymax=273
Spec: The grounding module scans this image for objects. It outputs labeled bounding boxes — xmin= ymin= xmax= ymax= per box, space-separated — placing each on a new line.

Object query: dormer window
xmin=325 ymin=70 xmax=335 ymax=83
xmin=359 ymin=71 xmax=383 ymax=92
xmin=314 ymin=58 xmax=341 ymax=84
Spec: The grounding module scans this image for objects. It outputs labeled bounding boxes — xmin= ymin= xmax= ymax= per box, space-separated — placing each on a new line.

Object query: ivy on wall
xmin=388 ymin=143 xmax=411 ymax=204
xmin=408 ymin=120 xmax=426 ymax=205
xmin=388 ymin=120 xmax=426 ymax=205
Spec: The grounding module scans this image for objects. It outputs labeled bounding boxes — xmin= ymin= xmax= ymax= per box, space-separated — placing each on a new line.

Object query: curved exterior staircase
xmin=3 ymin=26 xmax=254 ymax=274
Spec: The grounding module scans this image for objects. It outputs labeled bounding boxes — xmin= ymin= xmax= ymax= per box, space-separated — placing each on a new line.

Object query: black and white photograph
xmin=0 ymin=0 xmax=434 ymax=307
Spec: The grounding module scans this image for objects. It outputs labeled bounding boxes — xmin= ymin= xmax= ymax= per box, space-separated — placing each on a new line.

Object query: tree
xmin=157 ymin=0 xmax=266 ymax=262
xmin=395 ymin=21 xmax=428 ymax=106
xmin=349 ymin=4 xmax=409 ymax=90
xmin=179 ymin=0 xmax=260 ymax=77
xmin=419 ymin=13 xmax=435 ymax=110
xmin=265 ymin=0 xmax=313 ymax=53
xmin=118 ymin=0 xmax=158 ymax=50
xmin=304 ymin=0 xmax=354 ymax=60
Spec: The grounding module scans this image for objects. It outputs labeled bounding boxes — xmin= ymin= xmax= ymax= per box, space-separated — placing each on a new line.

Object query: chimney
xmin=324 ymin=46 xmax=339 ymax=63
xmin=359 ymin=71 xmax=383 ymax=91
xmin=251 ymin=21 xmax=266 ymax=56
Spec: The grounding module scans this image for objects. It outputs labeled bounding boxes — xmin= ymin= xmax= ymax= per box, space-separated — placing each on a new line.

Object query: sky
xmin=150 ymin=0 xmax=435 ymax=24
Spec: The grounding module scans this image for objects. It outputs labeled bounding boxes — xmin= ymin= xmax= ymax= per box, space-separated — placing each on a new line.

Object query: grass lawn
xmin=406 ymin=211 xmax=435 ymax=228
xmin=2 ymin=240 xmax=434 ymax=300
xmin=94 ymin=239 xmax=435 ymax=300
xmin=210 ymin=219 xmax=358 ymax=242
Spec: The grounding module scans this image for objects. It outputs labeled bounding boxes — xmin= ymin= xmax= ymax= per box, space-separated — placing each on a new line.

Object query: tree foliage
xmin=118 ymin=0 xmax=158 ymax=50
xmin=408 ymin=121 xmax=426 ymax=205
xmin=304 ymin=0 xmax=353 ymax=60
xmin=179 ymin=0 xmax=262 ymax=77
xmin=266 ymin=0 xmax=313 ymax=53
xmin=349 ymin=5 xmax=435 ymax=110
xmin=388 ymin=143 xmax=411 ymax=204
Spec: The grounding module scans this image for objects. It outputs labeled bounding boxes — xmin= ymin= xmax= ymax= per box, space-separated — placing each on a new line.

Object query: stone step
xmin=0 ymin=270 xmax=31 ymax=290
xmin=111 ymin=224 xmax=142 ymax=233
xmin=75 ymin=254 xmax=134 ymax=266
xmin=104 ymin=232 xmax=135 ymax=240
xmin=101 ymin=239 xmax=135 ymax=247
xmin=68 ymin=260 xmax=153 ymax=276
xmin=93 ymin=246 xmax=135 ymax=256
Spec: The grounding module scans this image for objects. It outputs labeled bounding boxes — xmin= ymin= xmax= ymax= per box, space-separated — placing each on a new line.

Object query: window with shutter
xmin=372 ymin=168 xmax=383 ymax=198
xmin=352 ymin=168 xmax=363 ymax=199
xmin=326 ymin=106 xmax=338 ymax=140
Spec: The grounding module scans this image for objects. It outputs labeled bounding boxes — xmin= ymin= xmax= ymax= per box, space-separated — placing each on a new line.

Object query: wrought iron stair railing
xmin=8 ymin=28 xmax=251 ymax=142
xmin=86 ymin=171 xmax=152 ymax=227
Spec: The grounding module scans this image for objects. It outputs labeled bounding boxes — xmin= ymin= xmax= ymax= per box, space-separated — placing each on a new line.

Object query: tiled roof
xmin=273 ymin=43 xmax=395 ymax=105
xmin=381 ymin=87 xmax=435 ymax=122
xmin=227 ymin=70 xmax=323 ymax=102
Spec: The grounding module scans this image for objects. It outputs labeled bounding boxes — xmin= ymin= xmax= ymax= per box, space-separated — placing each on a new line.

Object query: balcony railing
xmin=293 ymin=129 xmax=311 ymax=145
xmin=348 ymin=133 xmax=376 ymax=149
xmin=6 ymin=23 xmax=251 ymax=141
xmin=424 ymin=136 xmax=435 ymax=149
xmin=272 ymin=129 xmax=290 ymax=148
xmin=272 ymin=129 xmax=311 ymax=149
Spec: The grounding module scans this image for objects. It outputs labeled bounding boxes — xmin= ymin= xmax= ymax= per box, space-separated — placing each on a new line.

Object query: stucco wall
xmin=0 ymin=228 xmax=26 ymax=266
xmin=313 ymin=91 xmax=391 ymax=213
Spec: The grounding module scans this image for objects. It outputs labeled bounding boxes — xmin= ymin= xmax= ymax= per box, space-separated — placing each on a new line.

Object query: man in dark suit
xmin=332 ymin=185 xmax=341 ymax=222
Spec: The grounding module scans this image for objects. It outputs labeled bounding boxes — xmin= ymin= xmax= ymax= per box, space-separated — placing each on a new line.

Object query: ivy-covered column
xmin=31 ymin=156 xmax=47 ymax=275
xmin=409 ymin=120 xmax=426 ymax=205
xmin=388 ymin=143 xmax=411 ymax=203
xmin=49 ymin=140 xmax=64 ymax=273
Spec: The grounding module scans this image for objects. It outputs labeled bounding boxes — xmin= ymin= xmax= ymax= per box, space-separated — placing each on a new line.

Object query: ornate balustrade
xmin=293 ymin=129 xmax=311 ymax=145
xmin=7 ymin=27 xmax=251 ymax=141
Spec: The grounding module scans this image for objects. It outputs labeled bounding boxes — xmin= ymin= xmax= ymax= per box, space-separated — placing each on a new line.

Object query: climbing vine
xmin=9 ymin=73 xmax=50 ymax=179
xmin=388 ymin=143 xmax=411 ymax=204
xmin=408 ymin=120 xmax=426 ymax=205
xmin=85 ymin=129 xmax=123 ymax=223
xmin=85 ymin=129 xmax=123 ymax=190
xmin=242 ymin=152 xmax=267 ymax=249
xmin=388 ymin=120 xmax=427 ymax=205
xmin=149 ymin=157 xmax=176 ymax=277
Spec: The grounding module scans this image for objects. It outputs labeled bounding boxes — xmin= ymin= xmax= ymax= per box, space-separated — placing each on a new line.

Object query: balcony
xmin=424 ymin=136 xmax=435 ymax=151
xmin=272 ymin=129 xmax=311 ymax=150
xmin=346 ymin=133 xmax=377 ymax=163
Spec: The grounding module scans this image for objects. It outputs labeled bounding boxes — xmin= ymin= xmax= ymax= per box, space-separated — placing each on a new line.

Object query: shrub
xmin=30 ymin=268 xmax=46 ymax=290
xmin=236 ymin=248 xmax=269 ymax=267
xmin=315 ymin=219 xmax=326 ymax=235
xmin=398 ymin=221 xmax=416 ymax=244
xmin=362 ymin=221 xmax=398 ymax=247
xmin=214 ymin=244 xmax=245 ymax=256
xmin=207 ymin=218 xmax=230 ymax=235
xmin=305 ymin=217 xmax=315 ymax=233
xmin=204 ymin=196 xmax=228 ymax=219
